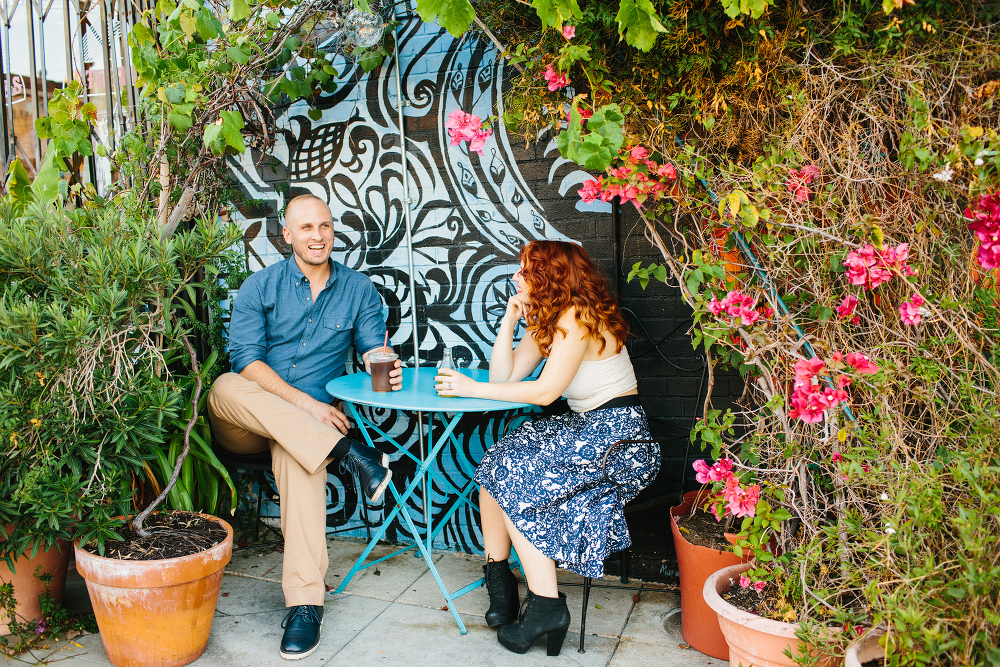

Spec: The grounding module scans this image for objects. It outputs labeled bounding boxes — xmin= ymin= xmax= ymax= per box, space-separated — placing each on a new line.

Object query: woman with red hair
xmin=435 ymin=240 xmax=659 ymax=657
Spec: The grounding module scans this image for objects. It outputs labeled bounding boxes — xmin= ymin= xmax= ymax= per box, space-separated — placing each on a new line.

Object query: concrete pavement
xmin=11 ymin=537 xmax=728 ymax=667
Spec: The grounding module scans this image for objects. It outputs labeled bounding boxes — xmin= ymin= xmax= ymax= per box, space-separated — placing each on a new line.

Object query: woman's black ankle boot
xmin=483 ymin=558 xmax=520 ymax=628
xmin=496 ymin=588 xmax=570 ymax=656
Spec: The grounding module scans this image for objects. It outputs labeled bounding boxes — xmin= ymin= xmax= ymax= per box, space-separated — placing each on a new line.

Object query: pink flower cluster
xmin=565 ymin=105 xmax=593 ymax=126
xmin=446 ymin=109 xmax=493 ymax=156
xmin=543 ymin=64 xmax=570 ymax=91
xmin=844 ymin=243 xmax=916 ymax=290
xmin=965 ymin=191 xmax=1000 ymax=270
xmin=692 ymin=458 xmax=761 ymax=519
xmin=739 ymin=573 xmax=767 ymax=592
xmin=707 ymin=290 xmax=764 ymax=326
xmin=837 ymin=294 xmax=860 ymax=324
xmin=578 ymin=145 xmax=678 ymax=210
xmin=786 ymin=165 xmax=820 ymax=203
xmin=899 ymin=293 xmax=925 ymax=325
xmin=788 ymin=352 xmax=879 ymax=423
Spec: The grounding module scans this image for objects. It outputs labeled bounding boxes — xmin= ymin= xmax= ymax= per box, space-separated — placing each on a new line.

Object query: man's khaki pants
xmin=208 ymin=372 xmax=345 ymax=607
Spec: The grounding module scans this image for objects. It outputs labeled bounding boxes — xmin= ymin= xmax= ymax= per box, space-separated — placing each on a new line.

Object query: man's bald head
xmin=285 ymin=194 xmax=331 ymax=224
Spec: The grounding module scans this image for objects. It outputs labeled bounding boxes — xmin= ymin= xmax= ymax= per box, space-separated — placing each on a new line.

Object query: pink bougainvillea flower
xmin=794 ymin=356 xmax=827 ymax=380
xmin=899 ymin=293 xmax=925 ymax=325
xmin=708 ymin=290 xmax=761 ymax=326
xmin=565 ymin=105 xmax=593 ymax=125
xmin=845 ymin=352 xmax=879 ymax=374
xmin=630 ymin=145 xmax=649 ymax=161
xmin=543 ymin=64 xmax=570 ymax=91
xmin=692 ymin=459 xmax=713 ymax=484
xmin=656 ymin=163 xmax=677 ymax=179
xmin=710 ymin=458 xmax=734 ymax=482
xmin=578 ymin=178 xmax=603 ymax=204
xmin=739 ymin=574 xmax=752 ymax=588
xmin=562 ymin=24 xmax=576 ymax=40
xmin=446 ymin=109 xmax=486 ymax=149
xmin=725 ymin=483 xmax=760 ymax=518
xmin=965 ymin=192 xmax=1000 ymax=270
xmin=844 ymin=243 xmax=917 ymax=289
xmin=799 ymin=165 xmax=820 ymax=181
xmin=831 ymin=452 xmax=843 ymax=462
xmin=837 ymin=295 xmax=859 ymax=320
xmin=786 ymin=165 xmax=820 ymax=203
xmin=467 ymin=128 xmax=492 ymax=156
xmin=753 ymin=580 xmax=767 ymax=593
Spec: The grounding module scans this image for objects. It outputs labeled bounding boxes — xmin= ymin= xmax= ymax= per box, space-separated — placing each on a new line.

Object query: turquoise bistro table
xmin=325 ymin=367 xmax=532 ymax=633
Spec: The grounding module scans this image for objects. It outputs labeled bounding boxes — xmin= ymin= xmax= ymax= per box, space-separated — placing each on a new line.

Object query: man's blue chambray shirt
xmin=228 ymin=257 xmax=386 ymax=403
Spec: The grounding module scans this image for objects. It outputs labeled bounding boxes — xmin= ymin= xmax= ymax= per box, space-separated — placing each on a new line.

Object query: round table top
xmin=326 ymin=367 xmax=533 ymax=413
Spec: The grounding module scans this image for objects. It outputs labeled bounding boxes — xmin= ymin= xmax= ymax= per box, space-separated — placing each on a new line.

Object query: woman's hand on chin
xmin=435 ymin=368 xmax=475 ymax=397
xmin=504 ymin=295 xmax=527 ymax=323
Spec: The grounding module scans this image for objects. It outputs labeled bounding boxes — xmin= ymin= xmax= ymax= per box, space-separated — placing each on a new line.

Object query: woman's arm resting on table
xmin=438 ymin=310 xmax=587 ymax=405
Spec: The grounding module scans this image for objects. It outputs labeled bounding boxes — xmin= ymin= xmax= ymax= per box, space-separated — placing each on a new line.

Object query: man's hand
xmin=390 ymin=359 xmax=403 ymax=391
xmin=304 ymin=397 xmax=352 ymax=435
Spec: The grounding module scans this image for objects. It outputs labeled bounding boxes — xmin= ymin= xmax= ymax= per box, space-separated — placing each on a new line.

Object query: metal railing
xmin=0 ymin=0 xmax=144 ymax=188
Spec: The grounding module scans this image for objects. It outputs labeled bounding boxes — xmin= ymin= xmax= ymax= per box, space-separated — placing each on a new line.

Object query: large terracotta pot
xmin=74 ymin=514 xmax=233 ymax=667
xmin=0 ymin=535 xmax=71 ymax=635
xmin=669 ymin=490 xmax=744 ymax=660
xmin=845 ymin=625 xmax=886 ymax=667
xmin=704 ymin=563 xmax=839 ymax=667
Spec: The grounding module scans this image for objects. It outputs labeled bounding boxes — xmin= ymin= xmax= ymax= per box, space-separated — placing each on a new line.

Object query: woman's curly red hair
xmin=519 ymin=240 xmax=628 ymax=357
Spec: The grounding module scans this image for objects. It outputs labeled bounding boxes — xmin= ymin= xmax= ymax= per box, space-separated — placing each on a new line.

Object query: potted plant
xmin=703 ymin=562 xmax=840 ymax=667
xmin=668 ymin=461 xmax=745 ymax=659
xmin=0 ymin=168 xmax=243 ymax=660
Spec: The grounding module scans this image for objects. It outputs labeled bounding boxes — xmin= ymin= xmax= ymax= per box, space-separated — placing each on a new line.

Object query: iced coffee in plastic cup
xmin=369 ymin=350 xmax=398 ymax=392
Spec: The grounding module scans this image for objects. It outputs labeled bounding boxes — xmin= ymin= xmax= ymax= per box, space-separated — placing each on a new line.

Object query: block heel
xmin=496 ymin=589 xmax=570 ymax=656
xmin=545 ymin=627 xmax=567 ymax=656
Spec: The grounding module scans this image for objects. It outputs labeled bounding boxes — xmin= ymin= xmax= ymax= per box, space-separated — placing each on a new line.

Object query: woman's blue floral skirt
xmin=474 ymin=404 xmax=660 ymax=578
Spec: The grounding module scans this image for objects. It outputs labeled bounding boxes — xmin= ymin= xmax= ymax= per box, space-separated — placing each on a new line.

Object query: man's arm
xmin=230 ymin=273 xmax=351 ymax=433
xmin=240 ymin=360 xmax=352 ymax=434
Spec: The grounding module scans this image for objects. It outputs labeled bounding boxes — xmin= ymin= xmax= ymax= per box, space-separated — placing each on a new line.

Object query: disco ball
xmin=343 ymin=8 xmax=384 ymax=49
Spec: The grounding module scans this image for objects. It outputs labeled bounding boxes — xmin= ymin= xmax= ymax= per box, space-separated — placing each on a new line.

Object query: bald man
xmin=208 ymin=194 xmax=402 ymax=660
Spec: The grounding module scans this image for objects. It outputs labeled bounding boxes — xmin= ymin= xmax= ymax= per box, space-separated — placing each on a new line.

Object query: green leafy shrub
xmin=0 ymin=197 xmax=241 ymax=560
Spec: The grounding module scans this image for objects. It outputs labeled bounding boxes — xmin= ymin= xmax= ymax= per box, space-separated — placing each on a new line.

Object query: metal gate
xmin=0 ymin=0 xmax=144 ymax=190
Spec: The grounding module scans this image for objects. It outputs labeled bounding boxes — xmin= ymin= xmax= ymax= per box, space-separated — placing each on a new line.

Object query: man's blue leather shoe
xmin=279 ymin=605 xmax=323 ymax=660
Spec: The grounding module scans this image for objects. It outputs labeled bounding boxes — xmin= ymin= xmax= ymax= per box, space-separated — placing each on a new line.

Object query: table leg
xmin=391 ymin=482 xmax=469 ymax=634
xmin=334 ymin=405 xmax=466 ymax=627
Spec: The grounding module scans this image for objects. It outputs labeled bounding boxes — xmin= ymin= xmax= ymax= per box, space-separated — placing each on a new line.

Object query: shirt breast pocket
xmin=323 ymin=317 xmax=354 ymax=335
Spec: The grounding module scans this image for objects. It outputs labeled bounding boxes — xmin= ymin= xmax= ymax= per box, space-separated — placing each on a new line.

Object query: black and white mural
xmin=227 ymin=13 xmax=614 ymax=552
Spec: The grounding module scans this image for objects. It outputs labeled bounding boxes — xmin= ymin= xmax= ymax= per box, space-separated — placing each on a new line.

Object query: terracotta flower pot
xmin=0 ymin=533 xmax=71 ymax=635
xmin=703 ymin=563 xmax=839 ymax=667
xmin=669 ymin=490 xmax=744 ymax=660
xmin=74 ymin=514 xmax=233 ymax=667
xmin=845 ymin=624 xmax=886 ymax=667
